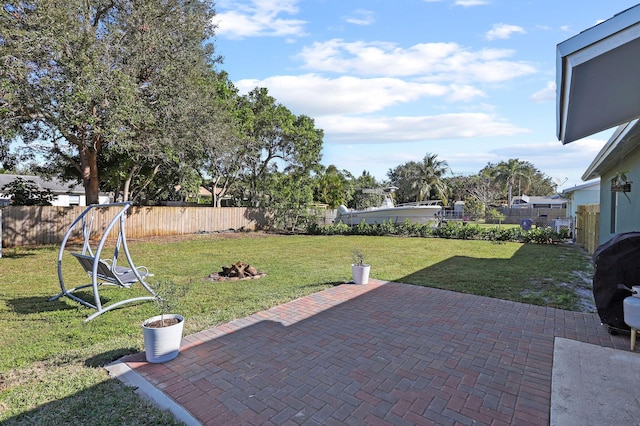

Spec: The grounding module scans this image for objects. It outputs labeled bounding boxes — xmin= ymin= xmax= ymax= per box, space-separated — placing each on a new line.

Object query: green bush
xmin=485 ymin=208 xmax=506 ymax=224
xmin=306 ymin=220 xmax=564 ymax=244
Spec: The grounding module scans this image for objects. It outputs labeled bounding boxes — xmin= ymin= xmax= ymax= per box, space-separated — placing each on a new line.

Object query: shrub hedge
xmin=306 ymin=220 xmax=570 ymax=244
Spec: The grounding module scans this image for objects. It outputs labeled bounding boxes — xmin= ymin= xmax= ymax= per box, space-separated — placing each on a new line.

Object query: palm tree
xmin=415 ymin=153 xmax=449 ymax=203
xmin=491 ymin=159 xmax=530 ymax=207
xmin=387 ymin=153 xmax=450 ymax=203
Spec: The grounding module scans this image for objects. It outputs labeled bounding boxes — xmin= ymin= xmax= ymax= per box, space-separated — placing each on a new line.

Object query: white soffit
xmin=557 ymin=4 xmax=640 ymax=144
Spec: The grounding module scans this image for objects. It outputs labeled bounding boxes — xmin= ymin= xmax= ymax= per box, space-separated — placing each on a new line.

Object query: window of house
xmin=69 ymin=195 xmax=81 ymax=206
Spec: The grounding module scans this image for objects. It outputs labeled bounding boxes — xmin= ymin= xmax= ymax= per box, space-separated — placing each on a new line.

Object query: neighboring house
xmin=582 ymin=122 xmax=640 ymax=244
xmin=0 ymin=174 xmax=111 ymax=206
xmin=510 ymin=195 xmax=567 ymax=209
xmin=169 ymin=185 xmax=233 ymax=206
xmin=561 ymin=179 xmax=600 ymax=218
xmin=557 ymin=4 xmax=640 ymax=245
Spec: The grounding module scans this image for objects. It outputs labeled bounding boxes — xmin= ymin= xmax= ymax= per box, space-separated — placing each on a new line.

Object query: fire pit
xmin=207 ymin=261 xmax=266 ymax=282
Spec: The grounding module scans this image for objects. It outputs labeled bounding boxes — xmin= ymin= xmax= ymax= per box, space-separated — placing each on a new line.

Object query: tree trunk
xmin=79 ymin=145 xmax=100 ymax=204
xmin=123 ymin=165 xmax=137 ymax=202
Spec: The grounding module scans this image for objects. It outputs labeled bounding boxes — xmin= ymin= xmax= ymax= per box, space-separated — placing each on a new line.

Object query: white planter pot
xmin=142 ymin=314 xmax=185 ymax=363
xmin=351 ymin=264 xmax=370 ymax=285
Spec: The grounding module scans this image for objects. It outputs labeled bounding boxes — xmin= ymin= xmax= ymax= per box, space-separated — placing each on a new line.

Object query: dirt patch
xmin=566 ymin=270 xmax=597 ymax=313
xmin=520 ymin=270 xmax=596 ymax=313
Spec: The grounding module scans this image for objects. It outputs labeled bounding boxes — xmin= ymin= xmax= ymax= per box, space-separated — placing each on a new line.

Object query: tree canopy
xmin=388 ymin=153 xmax=449 ymax=204
xmin=1 ymin=3 xmax=563 ymax=232
xmin=1 ymin=0 xmax=219 ymax=203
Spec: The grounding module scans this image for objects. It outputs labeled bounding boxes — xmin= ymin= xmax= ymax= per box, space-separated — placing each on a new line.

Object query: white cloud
xmin=485 ymin=23 xmax=526 ymax=40
xmin=318 ymin=113 xmax=528 ymax=143
xmin=215 ymin=0 xmax=306 ymax=39
xmin=530 ymin=81 xmax=556 ymax=103
xmin=423 ymin=0 xmax=489 ymax=3
xmin=343 ymin=9 xmax=375 ymax=26
xmin=234 ymin=74 xmax=486 ymax=117
xmin=296 ymin=39 xmax=536 ymax=83
xmin=455 ymin=0 xmax=489 ymax=6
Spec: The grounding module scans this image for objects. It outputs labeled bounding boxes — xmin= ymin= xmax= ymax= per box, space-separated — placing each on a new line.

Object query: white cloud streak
xmin=235 ymin=74 xmax=486 ymax=116
xmin=530 ymin=81 xmax=556 ymax=103
xmin=318 ymin=113 xmax=529 ymax=143
xmin=296 ymin=39 xmax=536 ymax=83
xmin=343 ymin=9 xmax=375 ymax=26
xmin=455 ymin=0 xmax=490 ymax=6
xmin=486 ymin=23 xmax=526 ymax=40
xmin=215 ymin=0 xmax=306 ymax=39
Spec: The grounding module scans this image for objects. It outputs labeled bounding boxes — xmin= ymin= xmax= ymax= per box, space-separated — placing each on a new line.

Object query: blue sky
xmin=212 ymin=0 xmax=639 ymax=191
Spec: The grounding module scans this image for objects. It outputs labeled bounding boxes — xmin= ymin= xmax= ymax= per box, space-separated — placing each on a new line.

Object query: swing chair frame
xmin=51 ymin=202 xmax=156 ymax=321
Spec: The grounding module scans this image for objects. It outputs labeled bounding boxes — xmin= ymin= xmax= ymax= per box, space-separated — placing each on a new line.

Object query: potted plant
xmin=351 ymin=247 xmax=370 ymax=285
xmin=142 ymin=280 xmax=186 ymax=363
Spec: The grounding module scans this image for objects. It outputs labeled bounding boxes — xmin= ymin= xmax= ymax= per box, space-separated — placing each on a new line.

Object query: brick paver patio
xmin=120 ymin=280 xmax=629 ymax=425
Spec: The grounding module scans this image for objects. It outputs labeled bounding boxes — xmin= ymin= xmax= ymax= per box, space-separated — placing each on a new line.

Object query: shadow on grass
xmin=0 ymin=250 xmax=37 ymax=259
xmin=6 ymin=291 xmax=116 ymax=315
xmin=85 ymin=348 xmax=139 ymax=368
xmin=5 ymin=296 xmax=77 ymax=314
xmin=393 ymin=242 xmax=583 ymax=310
xmin=0 ymin=378 xmax=183 ymax=426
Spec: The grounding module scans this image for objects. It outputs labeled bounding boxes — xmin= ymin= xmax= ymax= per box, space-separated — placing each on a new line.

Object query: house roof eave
xmin=560 ymin=179 xmax=600 ymax=195
xmin=557 ymin=4 xmax=640 ymax=144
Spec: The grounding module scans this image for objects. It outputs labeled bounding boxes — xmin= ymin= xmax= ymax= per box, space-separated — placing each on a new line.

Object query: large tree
xmin=481 ymin=159 xmax=555 ymax=206
xmin=233 ymin=87 xmax=324 ymax=207
xmin=483 ymin=159 xmax=529 ymax=207
xmin=388 ymin=153 xmax=449 ymax=204
xmin=445 ymin=173 xmax=503 ymax=207
xmin=313 ymin=165 xmax=352 ymax=209
xmin=199 ymin=72 xmax=246 ymax=207
xmin=349 ymin=170 xmax=381 ymax=209
xmin=0 ymin=0 xmax=218 ymax=203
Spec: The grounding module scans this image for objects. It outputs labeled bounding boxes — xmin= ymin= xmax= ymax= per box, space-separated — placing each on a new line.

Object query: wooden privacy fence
xmin=576 ymin=204 xmax=600 ymax=255
xmin=1 ymin=205 xmax=268 ymax=248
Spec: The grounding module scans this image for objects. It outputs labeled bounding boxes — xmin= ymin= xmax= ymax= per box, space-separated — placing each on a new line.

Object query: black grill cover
xmin=592 ymin=232 xmax=640 ymax=330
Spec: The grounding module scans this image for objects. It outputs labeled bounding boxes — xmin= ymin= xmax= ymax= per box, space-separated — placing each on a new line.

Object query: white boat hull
xmin=335 ymin=205 xmax=442 ymax=225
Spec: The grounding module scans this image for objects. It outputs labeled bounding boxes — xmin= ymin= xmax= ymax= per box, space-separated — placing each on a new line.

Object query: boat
xmin=335 ymin=188 xmax=443 ymax=225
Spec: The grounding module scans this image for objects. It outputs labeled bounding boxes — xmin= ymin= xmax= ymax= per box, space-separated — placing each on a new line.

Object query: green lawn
xmin=0 ymin=233 xmax=593 ymax=424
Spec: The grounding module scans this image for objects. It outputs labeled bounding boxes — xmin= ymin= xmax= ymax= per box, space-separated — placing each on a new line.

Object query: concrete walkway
xmin=108 ymin=280 xmax=635 ymax=425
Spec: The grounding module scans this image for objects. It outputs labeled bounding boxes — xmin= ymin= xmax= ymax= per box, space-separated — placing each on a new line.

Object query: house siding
xmin=565 ymin=188 xmax=599 ymax=218
xmin=598 ymin=143 xmax=640 ymax=244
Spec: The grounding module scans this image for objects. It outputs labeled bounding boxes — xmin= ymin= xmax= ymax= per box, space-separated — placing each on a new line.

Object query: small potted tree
xmin=142 ymin=280 xmax=185 ymax=363
xmin=351 ymin=247 xmax=370 ymax=285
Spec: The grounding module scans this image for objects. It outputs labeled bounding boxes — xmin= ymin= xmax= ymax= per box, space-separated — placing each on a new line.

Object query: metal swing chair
xmin=50 ymin=202 xmax=156 ymax=321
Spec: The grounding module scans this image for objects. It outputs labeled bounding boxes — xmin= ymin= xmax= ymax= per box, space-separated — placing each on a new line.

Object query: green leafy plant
xmin=1 ymin=177 xmax=53 ymax=206
xmin=485 ymin=208 xmax=506 ymax=224
xmin=351 ymin=247 xmax=366 ymax=266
